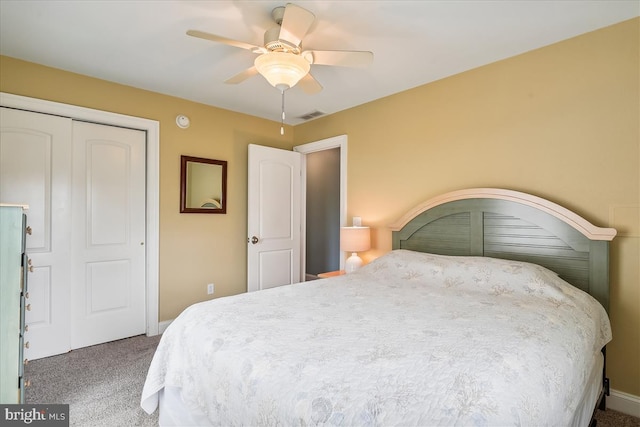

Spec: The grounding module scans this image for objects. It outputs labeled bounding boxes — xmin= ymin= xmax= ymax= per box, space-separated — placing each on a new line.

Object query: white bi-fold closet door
xmin=0 ymin=107 xmax=146 ymax=360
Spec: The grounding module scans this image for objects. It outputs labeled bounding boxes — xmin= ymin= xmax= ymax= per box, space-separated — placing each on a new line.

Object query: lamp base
xmin=345 ymin=252 xmax=363 ymax=274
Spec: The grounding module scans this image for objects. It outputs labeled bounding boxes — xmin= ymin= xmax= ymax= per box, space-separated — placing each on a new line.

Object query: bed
xmin=141 ymin=188 xmax=616 ymax=426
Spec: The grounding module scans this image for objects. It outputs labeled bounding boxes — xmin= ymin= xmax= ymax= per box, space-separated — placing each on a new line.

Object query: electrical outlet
xmin=207 ymin=283 xmax=214 ymax=295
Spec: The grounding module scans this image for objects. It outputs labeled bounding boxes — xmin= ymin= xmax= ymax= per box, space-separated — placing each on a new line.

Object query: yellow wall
xmin=1 ymin=17 xmax=638 ymax=397
xmin=0 ymin=55 xmax=296 ymax=321
xmin=295 ymin=18 xmax=640 ymax=396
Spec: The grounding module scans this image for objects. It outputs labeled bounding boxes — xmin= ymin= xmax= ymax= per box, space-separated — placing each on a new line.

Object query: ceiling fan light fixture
xmin=254 ymin=52 xmax=310 ymax=90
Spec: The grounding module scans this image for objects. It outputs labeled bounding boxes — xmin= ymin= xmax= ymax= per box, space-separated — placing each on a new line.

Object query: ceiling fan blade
xmin=278 ymin=3 xmax=315 ymax=48
xmin=224 ymin=66 xmax=259 ymax=84
xmin=297 ymin=73 xmax=323 ymax=94
xmin=303 ymin=50 xmax=373 ymax=67
xmin=187 ymin=30 xmax=265 ymax=53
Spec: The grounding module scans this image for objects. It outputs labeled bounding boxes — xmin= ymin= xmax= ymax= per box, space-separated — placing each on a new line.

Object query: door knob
xmin=251 ymin=236 xmax=259 ymax=244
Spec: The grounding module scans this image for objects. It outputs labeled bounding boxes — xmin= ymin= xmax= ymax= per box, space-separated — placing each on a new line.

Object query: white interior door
xmin=247 ymin=144 xmax=302 ymax=292
xmin=70 ymin=121 xmax=146 ymax=349
xmin=0 ymin=107 xmax=73 ymax=359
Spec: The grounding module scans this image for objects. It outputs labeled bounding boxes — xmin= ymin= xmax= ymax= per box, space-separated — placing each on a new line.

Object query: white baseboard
xmin=608 ymin=388 xmax=640 ymax=418
xmin=158 ymin=319 xmax=174 ymax=334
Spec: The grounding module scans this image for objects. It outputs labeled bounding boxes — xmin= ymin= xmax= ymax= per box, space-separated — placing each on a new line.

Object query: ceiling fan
xmin=187 ymin=3 xmax=374 ymax=94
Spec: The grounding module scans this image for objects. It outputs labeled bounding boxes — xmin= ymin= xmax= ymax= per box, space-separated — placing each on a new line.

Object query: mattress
xmin=141 ymin=250 xmax=612 ymax=426
xmin=155 ymin=354 xmax=605 ymax=427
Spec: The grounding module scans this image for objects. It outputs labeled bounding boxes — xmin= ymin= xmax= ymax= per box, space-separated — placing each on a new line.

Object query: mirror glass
xmin=180 ymin=155 xmax=227 ymax=214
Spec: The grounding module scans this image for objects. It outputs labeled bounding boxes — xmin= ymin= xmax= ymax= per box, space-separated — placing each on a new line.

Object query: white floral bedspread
xmin=141 ymin=250 xmax=611 ymax=426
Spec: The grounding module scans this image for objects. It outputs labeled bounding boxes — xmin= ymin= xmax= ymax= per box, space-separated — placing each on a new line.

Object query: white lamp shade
xmin=340 ymin=227 xmax=371 ymax=252
xmin=254 ymin=52 xmax=310 ymax=90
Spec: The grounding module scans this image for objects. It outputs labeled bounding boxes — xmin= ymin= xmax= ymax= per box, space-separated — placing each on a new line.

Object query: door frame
xmin=294 ymin=135 xmax=348 ymax=275
xmin=0 ymin=92 xmax=160 ymax=336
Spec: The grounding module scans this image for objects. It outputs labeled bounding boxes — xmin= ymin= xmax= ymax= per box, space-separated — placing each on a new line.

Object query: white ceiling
xmin=1 ymin=1 xmax=638 ymax=125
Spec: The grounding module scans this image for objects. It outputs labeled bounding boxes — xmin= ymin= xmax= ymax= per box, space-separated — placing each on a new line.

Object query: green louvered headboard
xmin=390 ymin=188 xmax=617 ymax=312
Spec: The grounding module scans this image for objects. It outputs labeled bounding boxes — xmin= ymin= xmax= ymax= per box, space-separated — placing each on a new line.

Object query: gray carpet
xmin=25 ymin=334 xmax=161 ymax=427
xmin=24 ymin=334 xmax=640 ymax=427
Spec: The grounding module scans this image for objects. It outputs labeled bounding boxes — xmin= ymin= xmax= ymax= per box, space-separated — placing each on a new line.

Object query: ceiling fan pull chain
xmin=280 ymin=89 xmax=286 ymax=135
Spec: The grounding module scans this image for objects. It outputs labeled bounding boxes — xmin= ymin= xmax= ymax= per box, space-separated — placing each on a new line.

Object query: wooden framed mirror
xmin=180 ymin=155 xmax=227 ymax=214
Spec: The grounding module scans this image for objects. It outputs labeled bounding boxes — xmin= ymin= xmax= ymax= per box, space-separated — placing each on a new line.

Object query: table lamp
xmin=340 ymin=226 xmax=371 ymax=273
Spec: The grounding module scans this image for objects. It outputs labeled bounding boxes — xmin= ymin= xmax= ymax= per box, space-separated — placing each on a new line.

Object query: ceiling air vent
xmin=298 ymin=110 xmax=326 ymax=121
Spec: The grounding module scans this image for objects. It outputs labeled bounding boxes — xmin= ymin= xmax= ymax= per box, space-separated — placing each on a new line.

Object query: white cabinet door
xmin=247 ymin=144 xmax=302 ymax=292
xmin=0 ymin=108 xmax=146 ymax=359
xmin=70 ymin=121 xmax=146 ymax=349
xmin=1 ymin=107 xmax=73 ymax=359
